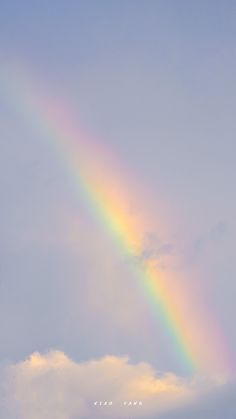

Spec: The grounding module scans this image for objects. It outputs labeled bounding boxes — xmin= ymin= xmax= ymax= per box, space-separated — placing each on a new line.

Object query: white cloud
xmin=1 ymin=351 xmax=227 ymax=419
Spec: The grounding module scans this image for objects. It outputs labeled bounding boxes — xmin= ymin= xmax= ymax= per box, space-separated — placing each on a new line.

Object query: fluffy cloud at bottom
xmin=0 ymin=351 xmax=230 ymax=419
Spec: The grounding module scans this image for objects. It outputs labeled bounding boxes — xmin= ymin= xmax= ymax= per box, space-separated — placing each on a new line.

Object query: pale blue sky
xmin=0 ymin=1 xmax=236 ymax=418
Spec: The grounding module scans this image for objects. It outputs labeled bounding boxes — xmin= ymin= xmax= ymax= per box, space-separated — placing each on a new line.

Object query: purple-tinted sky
xmin=0 ymin=1 xmax=236 ymax=417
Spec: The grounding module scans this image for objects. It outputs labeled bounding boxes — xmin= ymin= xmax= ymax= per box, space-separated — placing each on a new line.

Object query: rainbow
xmin=0 ymin=61 xmax=233 ymax=376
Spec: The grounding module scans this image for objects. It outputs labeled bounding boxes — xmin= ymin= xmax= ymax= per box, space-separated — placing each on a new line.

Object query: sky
xmin=0 ymin=1 xmax=236 ymax=418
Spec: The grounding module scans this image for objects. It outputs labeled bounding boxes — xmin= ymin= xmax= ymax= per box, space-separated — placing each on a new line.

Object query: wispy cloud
xmin=193 ymin=222 xmax=227 ymax=254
